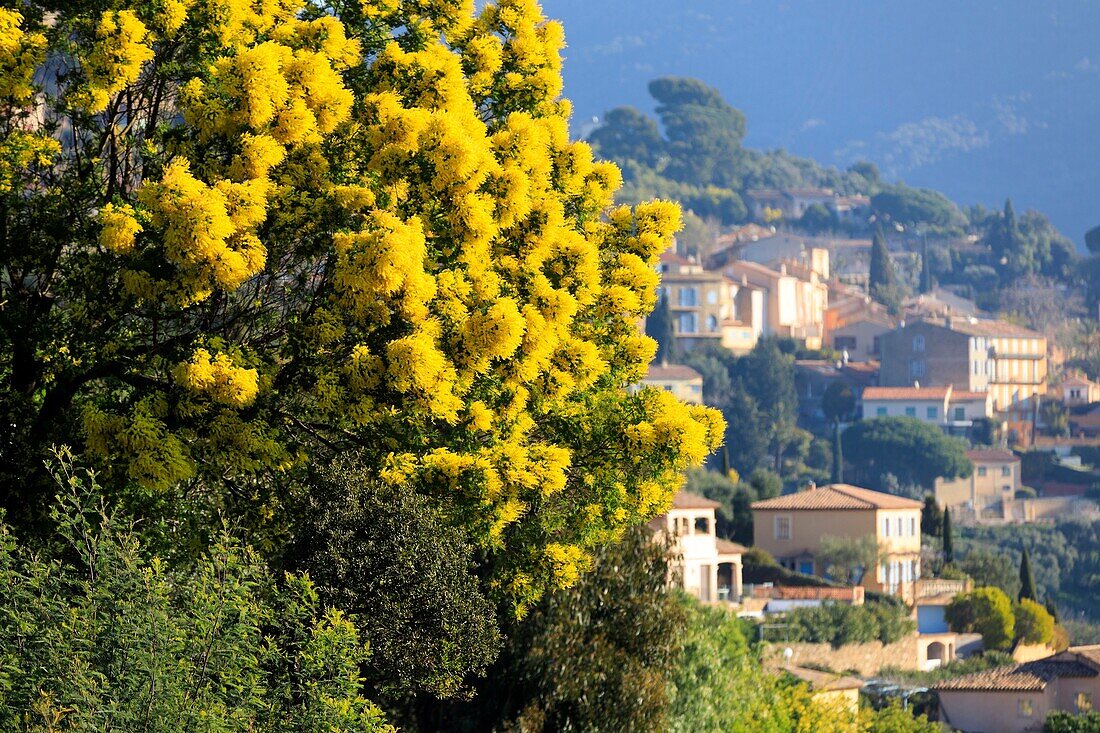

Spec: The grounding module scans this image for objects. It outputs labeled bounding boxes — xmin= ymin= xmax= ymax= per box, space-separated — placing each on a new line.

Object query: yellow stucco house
xmin=751 ymin=483 xmax=922 ymax=599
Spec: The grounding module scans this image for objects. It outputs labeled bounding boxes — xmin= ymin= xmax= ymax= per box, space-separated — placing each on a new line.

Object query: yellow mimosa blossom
xmin=173 ymin=348 xmax=260 ymax=407
xmin=98 ymin=203 xmax=143 ymax=254
xmin=0 ymin=9 xmax=46 ymax=102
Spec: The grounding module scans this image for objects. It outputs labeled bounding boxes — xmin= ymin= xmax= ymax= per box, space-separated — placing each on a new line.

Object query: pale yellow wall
xmin=753 ymin=507 xmax=919 ymax=593
xmin=938 ymin=689 xmax=1054 ymax=733
xmin=936 ymin=460 xmax=1020 ymax=513
xmin=753 ymin=509 xmax=877 ymax=566
xmin=830 ymin=318 xmax=891 ymax=359
xmin=642 ymin=376 xmax=704 ymax=405
xmin=812 ymin=688 xmax=859 ymax=727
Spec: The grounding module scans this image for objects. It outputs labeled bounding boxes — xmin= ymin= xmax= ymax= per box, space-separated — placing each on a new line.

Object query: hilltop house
xmin=934 ymin=646 xmax=1100 ymax=733
xmin=650 ymin=491 xmax=745 ymax=603
xmin=751 ymin=483 xmax=922 ymax=599
xmin=1061 ymin=374 xmax=1100 ymax=407
xmin=721 ymin=259 xmax=828 ymax=349
xmin=640 ymin=363 xmax=704 ymax=405
xmin=654 ymin=252 xmax=762 ymax=354
xmin=935 ymin=450 xmax=1021 ymax=520
xmin=878 ymin=317 xmax=1048 ymax=440
xmin=860 ymin=385 xmax=992 ymax=435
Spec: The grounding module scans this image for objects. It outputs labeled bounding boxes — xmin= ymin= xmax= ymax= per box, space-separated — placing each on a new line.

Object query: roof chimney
xmin=806 ymin=481 xmax=817 ymax=492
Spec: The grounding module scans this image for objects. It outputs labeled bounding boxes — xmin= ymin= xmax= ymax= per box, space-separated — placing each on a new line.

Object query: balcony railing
xmin=915 ymin=578 xmax=971 ymax=599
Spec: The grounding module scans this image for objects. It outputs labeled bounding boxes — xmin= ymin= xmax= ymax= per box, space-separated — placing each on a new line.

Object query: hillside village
xmin=633 ymin=178 xmax=1100 ymax=726
xmin=638 ymin=189 xmax=1100 ymax=731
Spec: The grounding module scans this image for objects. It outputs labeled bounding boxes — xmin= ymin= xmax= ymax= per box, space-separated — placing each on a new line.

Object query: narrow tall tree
xmin=832 ymin=421 xmax=844 ymax=484
xmin=1018 ymin=547 xmax=1037 ymax=602
xmin=942 ymin=509 xmax=954 ymax=566
xmin=919 ymin=235 xmax=933 ymax=293
xmin=869 ymin=227 xmax=900 ymax=312
xmin=646 ymin=292 xmax=677 ymax=364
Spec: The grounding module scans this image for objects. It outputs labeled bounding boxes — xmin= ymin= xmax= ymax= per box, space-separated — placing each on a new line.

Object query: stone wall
xmin=763 ymin=635 xmax=920 ymax=676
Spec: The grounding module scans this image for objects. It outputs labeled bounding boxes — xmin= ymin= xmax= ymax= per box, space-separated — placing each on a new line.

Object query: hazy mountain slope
xmin=546 ymin=0 xmax=1100 ymax=242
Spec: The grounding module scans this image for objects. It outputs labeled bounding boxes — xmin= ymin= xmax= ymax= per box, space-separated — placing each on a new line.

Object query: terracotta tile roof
xmin=1063 ymin=375 xmax=1097 ymax=387
xmin=933 ymin=660 xmax=1097 ymax=692
xmin=670 ymin=490 xmax=721 ymax=510
xmin=863 ymin=386 xmax=950 ymax=400
xmin=965 ymin=449 xmax=1019 ymax=464
xmin=645 ymin=364 xmax=702 ymax=382
xmin=947 ymin=319 xmax=1045 ymax=339
xmin=1071 ymin=645 xmax=1100 ymax=667
xmin=751 ymin=484 xmax=922 ymax=511
xmin=659 ymin=250 xmax=692 ymax=266
xmin=716 ymin=538 xmax=747 ymax=554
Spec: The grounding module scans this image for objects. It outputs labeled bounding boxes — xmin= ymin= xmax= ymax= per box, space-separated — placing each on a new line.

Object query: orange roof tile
xmin=645 ymin=364 xmax=702 ymax=381
xmin=934 ymin=660 xmax=1096 ymax=692
xmin=863 ymin=386 xmax=950 ymax=400
xmin=751 ymin=484 xmax=922 ymax=511
xmin=965 ymin=449 xmax=1018 ymax=464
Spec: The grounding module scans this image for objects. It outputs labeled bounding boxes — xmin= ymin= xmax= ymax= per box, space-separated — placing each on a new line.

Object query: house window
xmin=1003 ymin=485 xmax=1012 ymax=493
xmin=927 ymin=406 xmax=938 ymax=419
xmin=706 ymin=289 xmax=718 ymax=305
xmin=678 ymin=312 xmax=697 ymax=334
xmin=954 ymin=407 xmax=966 ymax=421
xmin=883 ymin=517 xmax=890 ymax=537
xmin=1002 ymin=466 xmax=1011 ymax=477
xmin=872 ymin=336 xmax=882 ymax=354
xmin=977 ymin=466 xmax=987 ymax=477
xmin=695 ymin=516 xmax=710 ymax=535
xmin=706 ymin=314 xmax=719 ymax=332
xmin=799 ymin=560 xmax=814 ymax=575
xmin=1018 ymin=698 xmax=1034 ymax=717
xmin=679 ymin=287 xmax=697 ymax=307
xmin=876 ymin=407 xmax=888 ymax=417
xmin=1072 ymin=388 xmax=1082 ymax=399
xmin=1077 ymin=692 xmax=1093 ymax=713
xmin=835 ymin=336 xmax=857 ymax=351
xmin=774 ymin=516 xmax=791 ymax=541
xmin=909 ymin=517 xmax=916 ymax=536
xmin=895 ymin=517 xmax=903 ymax=536
xmin=913 ymin=335 xmax=925 ymax=352
xmin=910 ymin=360 xmax=925 ymax=379
xmin=905 ymin=407 xmax=917 ymax=417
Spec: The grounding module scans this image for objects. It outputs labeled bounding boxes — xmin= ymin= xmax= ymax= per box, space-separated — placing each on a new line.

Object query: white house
xmin=650 ymin=491 xmax=745 ymax=603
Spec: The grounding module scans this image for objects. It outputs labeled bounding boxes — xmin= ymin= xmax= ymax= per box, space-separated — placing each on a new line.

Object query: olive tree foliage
xmin=0 ymin=452 xmax=391 ymax=731
xmin=817 ymin=534 xmax=880 ymax=585
xmin=0 ymin=0 xmax=723 ymax=612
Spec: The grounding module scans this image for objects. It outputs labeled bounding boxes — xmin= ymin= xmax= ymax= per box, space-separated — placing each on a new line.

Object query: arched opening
xmin=927 ymin=641 xmax=948 ymax=670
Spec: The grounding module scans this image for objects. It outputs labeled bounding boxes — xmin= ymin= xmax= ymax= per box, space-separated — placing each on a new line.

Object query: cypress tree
xmin=919 ymin=235 xmax=933 ymax=293
xmin=1019 ymin=547 xmax=1037 ymax=602
xmin=942 ymin=508 xmax=954 ymax=566
xmin=869 ymin=226 xmax=899 ymax=311
xmin=1045 ymin=596 xmax=1060 ymax=623
xmin=832 ymin=420 xmax=843 ymax=484
xmin=645 ymin=292 xmax=677 ymax=363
